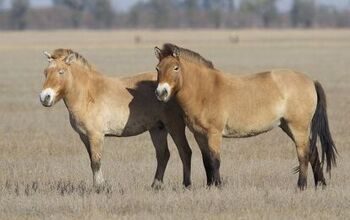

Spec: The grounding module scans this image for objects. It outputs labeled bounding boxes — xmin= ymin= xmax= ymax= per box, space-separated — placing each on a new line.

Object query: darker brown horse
xmin=154 ymin=43 xmax=337 ymax=190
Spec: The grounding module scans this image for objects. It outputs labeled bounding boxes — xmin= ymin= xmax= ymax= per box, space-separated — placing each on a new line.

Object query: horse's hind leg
xmin=293 ymin=130 xmax=310 ymax=190
xmin=309 ymin=146 xmax=326 ymax=188
xmin=149 ymin=125 xmax=170 ymax=189
xmin=280 ymin=121 xmax=310 ymax=190
xmin=281 ymin=120 xmax=326 ymax=189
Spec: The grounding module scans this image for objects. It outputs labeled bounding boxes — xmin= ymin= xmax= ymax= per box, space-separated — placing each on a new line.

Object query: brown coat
xmin=155 ymin=43 xmax=336 ymax=189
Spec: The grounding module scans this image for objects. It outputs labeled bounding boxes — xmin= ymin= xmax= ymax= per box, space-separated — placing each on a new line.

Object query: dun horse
xmin=154 ymin=43 xmax=337 ymax=190
xmin=39 ymin=49 xmax=192 ymax=188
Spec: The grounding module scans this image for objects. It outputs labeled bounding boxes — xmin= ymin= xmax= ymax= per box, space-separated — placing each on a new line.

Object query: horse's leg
xmin=194 ymin=132 xmax=222 ymax=186
xmin=280 ymin=121 xmax=309 ymax=190
xmin=281 ymin=120 xmax=326 ymax=189
xmin=80 ymin=133 xmax=105 ymax=187
xmin=165 ymin=118 xmax=192 ymax=187
xmin=309 ymin=146 xmax=326 ymax=188
xmin=149 ymin=126 xmax=170 ymax=189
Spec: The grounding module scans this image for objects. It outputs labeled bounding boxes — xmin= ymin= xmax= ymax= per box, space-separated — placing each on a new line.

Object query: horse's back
xmin=222 ymin=69 xmax=316 ymax=137
xmin=242 ymin=69 xmax=316 ymax=102
xmin=121 ymin=72 xmax=157 ymax=86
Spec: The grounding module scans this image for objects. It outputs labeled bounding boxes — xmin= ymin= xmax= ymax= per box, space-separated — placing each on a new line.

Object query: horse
xmin=154 ymin=43 xmax=337 ymax=190
xmin=39 ymin=49 xmax=192 ymax=188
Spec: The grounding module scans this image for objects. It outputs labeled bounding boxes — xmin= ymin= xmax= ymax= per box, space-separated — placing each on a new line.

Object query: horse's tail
xmin=310 ymin=81 xmax=337 ymax=174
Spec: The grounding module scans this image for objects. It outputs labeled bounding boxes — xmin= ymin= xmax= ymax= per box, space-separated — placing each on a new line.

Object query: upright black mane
xmin=51 ymin=48 xmax=94 ymax=70
xmin=160 ymin=43 xmax=214 ymax=69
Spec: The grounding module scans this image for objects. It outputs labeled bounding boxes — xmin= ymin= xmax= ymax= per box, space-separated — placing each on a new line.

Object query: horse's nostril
xmin=45 ymin=94 xmax=51 ymax=102
xmin=155 ymin=87 xmax=168 ymax=100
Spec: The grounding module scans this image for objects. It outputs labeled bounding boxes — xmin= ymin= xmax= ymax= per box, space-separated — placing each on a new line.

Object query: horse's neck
xmin=63 ymin=67 xmax=105 ymax=115
xmin=179 ymin=63 xmax=214 ymax=99
xmin=177 ymin=63 xmax=237 ymax=113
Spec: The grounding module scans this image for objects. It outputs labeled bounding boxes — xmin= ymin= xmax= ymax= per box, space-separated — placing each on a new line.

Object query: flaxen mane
xmin=160 ymin=43 xmax=214 ymax=69
xmin=51 ymin=48 xmax=94 ymax=70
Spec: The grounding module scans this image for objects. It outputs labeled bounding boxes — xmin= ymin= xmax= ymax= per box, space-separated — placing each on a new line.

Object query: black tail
xmin=310 ymin=81 xmax=337 ymax=174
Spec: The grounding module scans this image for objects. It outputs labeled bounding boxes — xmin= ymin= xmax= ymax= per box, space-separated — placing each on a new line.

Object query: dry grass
xmin=0 ymin=30 xmax=349 ymax=219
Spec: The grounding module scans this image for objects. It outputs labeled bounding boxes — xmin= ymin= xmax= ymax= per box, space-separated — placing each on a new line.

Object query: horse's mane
xmin=51 ymin=48 xmax=94 ymax=70
xmin=160 ymin=43 xmax=214 ymax=69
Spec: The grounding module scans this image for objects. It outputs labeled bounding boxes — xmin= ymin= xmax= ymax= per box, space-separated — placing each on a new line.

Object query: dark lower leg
xmin=180 ymin=148 xmax=192 ymax=187
xmin=297 ymin=156 xmax=309 ymax=190
xmin=202 ymin=151 xmax=221 ymax=186
xmin=149 ymin=129 xmax=170 ymax=188
xmin=309 ymin=147 xmax=326 ymax=187
xmin=297 ymin=167 xmax=307 ymax=190
xmin=169 ymin=130 xmax=192 ymax=187
xmin=154 ymin=148 xmax=170 ymax=183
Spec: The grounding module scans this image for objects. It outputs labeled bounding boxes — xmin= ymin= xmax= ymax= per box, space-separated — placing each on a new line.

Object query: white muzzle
xmin=155 ymin=83 xmax=171 ymax=102
xmin=40 ymin=88 xmax=56 ymax=107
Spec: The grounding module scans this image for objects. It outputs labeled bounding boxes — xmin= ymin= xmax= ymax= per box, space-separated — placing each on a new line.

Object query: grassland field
xmin=0 ymin=30 xmax=349 ymax=219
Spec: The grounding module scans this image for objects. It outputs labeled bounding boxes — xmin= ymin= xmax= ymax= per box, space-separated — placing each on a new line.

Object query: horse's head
xmin=39 ymin=51 xmax=76 ymax=107
xmin=154 ymin=46 xmax=183 ymax=102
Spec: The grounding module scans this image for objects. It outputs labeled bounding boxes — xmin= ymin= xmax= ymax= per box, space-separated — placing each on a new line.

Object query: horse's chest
xmin=183 ymin=113 xmax=209 ymax=134
xmin=69 ymin=114 xmax=88 ymax=135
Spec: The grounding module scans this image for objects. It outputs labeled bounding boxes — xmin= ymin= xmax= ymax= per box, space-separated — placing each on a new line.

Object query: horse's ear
xmin=65 ymin=53 xmax=76 ymax=65
xmin=154 ymin=46 xmax=162 ymax=60
xmin=172 ymin=47 xmax=179 ymax=59
xmin=43 ymin=51 xmax=53 ymax=62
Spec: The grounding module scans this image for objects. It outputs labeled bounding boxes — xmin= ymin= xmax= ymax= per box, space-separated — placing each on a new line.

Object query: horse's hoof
xmin=297 ymin=179 xmax=307 ymax=191
xmin=316 ymin=179 xmax=327 ymax=190
xmin=151 ymin=179 xmax=164 ymax=190
xmin=183 ymin=182 xmax=192 ymax=189
xmin=93 ymin=181 xmax=110 ymax=194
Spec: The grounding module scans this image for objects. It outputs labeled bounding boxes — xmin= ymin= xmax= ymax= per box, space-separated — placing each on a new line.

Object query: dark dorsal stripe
xmin=160 ymin=43 xmax=214 ymax=69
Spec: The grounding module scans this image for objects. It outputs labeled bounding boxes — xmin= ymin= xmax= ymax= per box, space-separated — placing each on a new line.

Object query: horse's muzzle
xmin=40 ymin=88 xmax=55 ymax=107
xmin=155 ymin=83 xmax=171 ymax=102
xmin=155 ymin=88 xmax=168 ymax=102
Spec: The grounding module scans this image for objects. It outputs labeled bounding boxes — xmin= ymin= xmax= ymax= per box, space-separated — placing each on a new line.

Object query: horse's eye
xmin=156 ymin=67 xmax=160 ymax=72
xmin=59 ymin=70 xmax=64 ymax=75
xmin=174 ymin=66 xmax=179 ymax=71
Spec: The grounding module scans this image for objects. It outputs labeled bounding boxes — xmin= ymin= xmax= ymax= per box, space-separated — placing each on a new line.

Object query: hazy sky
xmin=1 ymin=0 xmax=349 ymax=11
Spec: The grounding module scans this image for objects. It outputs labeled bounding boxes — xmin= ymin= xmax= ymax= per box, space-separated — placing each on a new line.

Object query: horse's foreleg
xmin=166 ymin=119 xmax=192 ymax=187
xmin=149 ymin=126 xmax=170 ymax=189
xmin=80 ymin=133 xmax=105 ymax=187
xmin=194 ymin=132 xmax=222 ymax=187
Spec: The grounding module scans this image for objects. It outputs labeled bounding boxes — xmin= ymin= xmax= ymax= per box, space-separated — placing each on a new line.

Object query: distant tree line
xmin=0 ymin=0 xmax=349 ymax=30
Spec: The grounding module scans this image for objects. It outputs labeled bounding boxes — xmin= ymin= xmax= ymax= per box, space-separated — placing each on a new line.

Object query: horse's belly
xmin=222 ymin=119 xmax=281 ymax=138
xmin=105 ymin=117 xmax=157 ymax=137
